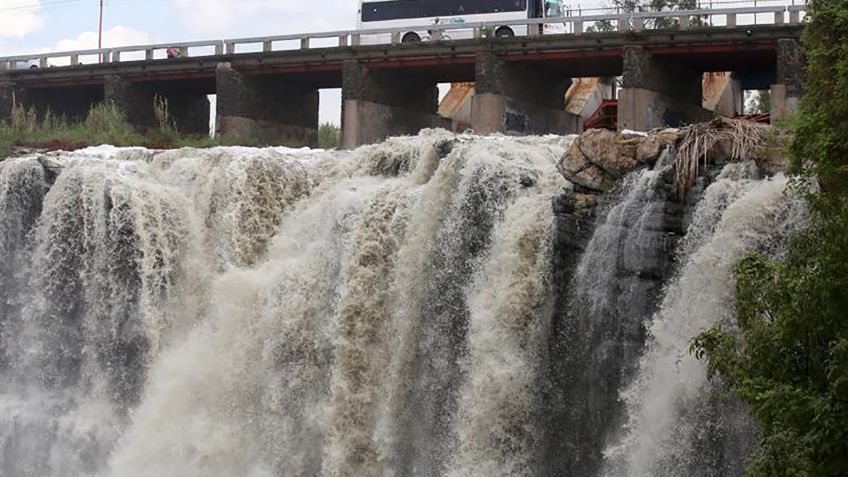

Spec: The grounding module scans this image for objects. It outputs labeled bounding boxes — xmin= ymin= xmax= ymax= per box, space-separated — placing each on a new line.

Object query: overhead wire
xmin=0 ymin=0 xmax=170 ymax=13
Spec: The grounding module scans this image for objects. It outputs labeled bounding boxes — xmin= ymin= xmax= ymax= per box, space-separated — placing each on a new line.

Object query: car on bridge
xmin=9 ymin=59 xmax=39 ymax=70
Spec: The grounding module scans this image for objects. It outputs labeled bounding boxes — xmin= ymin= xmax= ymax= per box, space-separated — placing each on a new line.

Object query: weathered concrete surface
xmin=770 ymin=83 xmax=800 ymax=122
xmin=618 ymin=88 xmax=713 ymax=131
xmin=105 ymin=75 xmax=209 ymax=134
xmin=0 ymin=79 xmax=24 ymax=124
xmin=218 ymin=116 xmax=315 ymax=147
xmin=472 ymin=53 xmax=581 ymax=135
xmin=438 ymin=82 xmax=475 ymax=132
xmin=342 ymin=60 xmax=444 ymax=148
xmin=771 ymin=38 xmax=803 ymax=121
xmin=216 ymin=62 xmax=317 ymax=145
xmin=342 ymin=99 xmax=451 ymax=147
xmin=471 ymin=93 xmax=581 ymax=135
xmin=703 ymin=72 xmax=743 ymax=117
xmin=104 ymin=75 xmax=152 ymax=128
xmin=619 ymin=45 xmax=712 ymax=130
xmin=565 ymin=77 xmax=615 ymax=119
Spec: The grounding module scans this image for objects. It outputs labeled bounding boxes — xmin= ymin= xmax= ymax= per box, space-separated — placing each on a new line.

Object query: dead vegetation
xmin=672 ymin=117 xmax=771 ymax=199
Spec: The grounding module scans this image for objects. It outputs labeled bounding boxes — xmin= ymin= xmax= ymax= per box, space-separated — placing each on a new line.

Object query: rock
xmin=636 ymin=130 xmax=681 ymax=164
xmin=576 ymin=129 xmax=642 ymax=175
xmin=559 ymin=129 xmax=675 ymax=192
xmin=572 ymin=193 xmax=598 ymax=218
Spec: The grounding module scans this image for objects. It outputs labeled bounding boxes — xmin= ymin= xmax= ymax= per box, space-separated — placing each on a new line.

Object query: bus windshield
xmin=361 ymin=0 xmax=529 ymax=22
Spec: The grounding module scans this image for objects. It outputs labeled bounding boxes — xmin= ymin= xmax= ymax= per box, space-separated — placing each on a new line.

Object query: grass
xmin=0 ymin=99 xmax=322 ymax=157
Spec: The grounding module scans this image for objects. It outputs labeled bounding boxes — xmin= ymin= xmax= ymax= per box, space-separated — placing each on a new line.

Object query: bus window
xmin=545 ymin=0 xmax=564 ymax=17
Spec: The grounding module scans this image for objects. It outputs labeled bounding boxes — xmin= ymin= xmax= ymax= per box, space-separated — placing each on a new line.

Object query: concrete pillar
xmin=618 ymin=46 xmax=712 ymax=131
xmin=105 ymin=75 xmax=209 ymax=135
xmin=104 ymin=75 xmax=155 ymax=130
xmin=341 ymin=61 xmax=449 ymax=148
xmin=702 ymin=72 xmax=743 ymax=117
xmin=216 ymin=63 xmax=317 ymax=146
xmin=471 ymin=53 xmax=581 ymax=135
xmin=0 ymin=79 xmax=25 ymax=124
xmin=771 ymin=39 xmax=803 ymax=122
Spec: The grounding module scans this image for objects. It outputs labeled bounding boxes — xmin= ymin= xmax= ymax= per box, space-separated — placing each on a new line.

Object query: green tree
xmin=691 ymin=1 xmax=848 ymax=476
xmin=588 ymin=0 xmax=698 ymax=32
xmin=317 ymin=122 xmax=340 ymax=149
xmin=746 ymin=90 xmax=771 ymax=114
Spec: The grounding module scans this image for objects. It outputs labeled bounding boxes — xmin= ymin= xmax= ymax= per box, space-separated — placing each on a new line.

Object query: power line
xmin=0 ymin=0 xmax=169 ymax=13
xmin=0 ymin=0 xmax=99 ymax=13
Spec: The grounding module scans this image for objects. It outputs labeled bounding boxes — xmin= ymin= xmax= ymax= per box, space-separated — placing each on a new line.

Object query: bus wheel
xmin=401 ymin=32 xmax=421 ymax=43
xmin=495 ymin=26 xmax=515 ymax=38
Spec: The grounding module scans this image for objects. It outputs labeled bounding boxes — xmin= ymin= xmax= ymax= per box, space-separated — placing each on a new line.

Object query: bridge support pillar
xmin=216 ymin=63 xmax=317 ymax=146
xmin=771 ymin=39 xmax=803 ymax=122
xmin=618 ymin=46 xmax=712 ymax=131
xmin=471 ymin=53 xmax=581 ymax=135
xmin=0 ymin=79 xmax=25 ymax=124
xmin=341 ymin=61 xmax=448 ymax=148
xmin=105 ymin=75 xmax=209 ymax=135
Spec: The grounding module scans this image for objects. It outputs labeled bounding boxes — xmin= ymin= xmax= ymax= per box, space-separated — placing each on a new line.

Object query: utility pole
xmin=98 ymin=0 xmax=104 ymax=62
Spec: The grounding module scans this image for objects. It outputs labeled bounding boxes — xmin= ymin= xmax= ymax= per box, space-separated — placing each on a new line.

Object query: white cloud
xmin=55 ymin=25 xmax=151 ymax=51
xmin=174 ymin=0 xmax=358 ymax=36
xmin=0 ymin=0 xmax=45 ymax=37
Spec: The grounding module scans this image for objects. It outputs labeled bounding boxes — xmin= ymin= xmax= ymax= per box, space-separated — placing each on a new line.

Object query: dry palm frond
xmin=672 ymin=117 xmax=769 ymax=199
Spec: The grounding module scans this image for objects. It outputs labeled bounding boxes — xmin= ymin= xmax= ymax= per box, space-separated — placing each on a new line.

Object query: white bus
xmin=357 ymin=0 xmax=568 ymax=44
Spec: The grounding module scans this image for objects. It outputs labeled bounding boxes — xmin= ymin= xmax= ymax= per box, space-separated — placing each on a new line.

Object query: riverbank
xmin=0 ymin=102 xmax=341 ymax=156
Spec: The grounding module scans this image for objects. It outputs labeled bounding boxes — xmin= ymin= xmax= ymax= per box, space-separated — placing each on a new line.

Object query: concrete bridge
xmin=0 ymin=5 xmax=805 ymax=148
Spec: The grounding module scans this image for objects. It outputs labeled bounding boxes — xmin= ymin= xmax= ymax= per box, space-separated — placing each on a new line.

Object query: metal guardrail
xmin=0 ymin=3 xmax=806 ymax=72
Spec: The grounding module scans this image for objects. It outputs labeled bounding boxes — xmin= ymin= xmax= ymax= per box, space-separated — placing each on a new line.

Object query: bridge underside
xmin=1 ymin=25 xmax=803 ymax=147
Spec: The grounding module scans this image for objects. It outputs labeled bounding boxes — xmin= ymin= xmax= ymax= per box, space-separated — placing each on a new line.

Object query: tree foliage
xmin=690 ymin=1 xmax=848 ymax=476
xmin=588 ymin=0 xmax=698 ymax=31
xmin=317 ymin=122 xmax=340 ymax=149
xmin=745 ymin=90 xmax=771 ymax=114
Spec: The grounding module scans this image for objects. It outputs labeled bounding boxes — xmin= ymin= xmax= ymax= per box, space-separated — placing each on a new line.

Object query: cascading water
xmin=0 ymin=130 xmax=804 ymax=477
xmin=543 ymin=155 xmax=687 ymax=476
xmin=602 ymin=162 xmax=807 ymax=477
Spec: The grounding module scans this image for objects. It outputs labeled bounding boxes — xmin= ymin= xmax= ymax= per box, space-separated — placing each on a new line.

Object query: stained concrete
xmin=771 ymin=39 xmax=803 ymax=121
xmin=618 ymin=88 xmax=713 ymax=131
xmin=471 ymin=93 xmax=581 ymax=135
xmin=216 ymin=62 xmax=317 ymax=146
xmin=0 ymin=80 xmax=24 ymax=124
xmin=472 ymin=53 xmax=581 ymax=135
xmin=343 ymin=100 xmax=451 ymax=147
xmin=619 ymin=46 xmax=712 ymax=130
xmin=105 ymin=75 xmax=209 ymax=135
xmin=341 ymin=60 xmax=444 ymax=148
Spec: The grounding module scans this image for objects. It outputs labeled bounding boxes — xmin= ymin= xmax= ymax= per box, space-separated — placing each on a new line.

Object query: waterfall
xmin=0 ymin=132 xmax=805 ymax=477
xmin=543 ymin=156 xmax=684 ymax=476
xmin=602 ymin=163 xmax=807 ymax=477
xmin=0 ymin=132 xmax=573 ymax=476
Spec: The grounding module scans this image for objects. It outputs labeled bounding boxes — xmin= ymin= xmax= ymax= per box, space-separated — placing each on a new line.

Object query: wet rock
xmin=637 ymin=130 xmax=681 ymax=164
xmin=38 ymin=156 xmax=64 ymax=185
xmin=558 ymin=129 xmax=679 ymax=193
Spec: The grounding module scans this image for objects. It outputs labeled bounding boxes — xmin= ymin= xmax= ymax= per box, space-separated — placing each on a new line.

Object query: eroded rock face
xmin=558 ymin=128 xmax=681 ymax=192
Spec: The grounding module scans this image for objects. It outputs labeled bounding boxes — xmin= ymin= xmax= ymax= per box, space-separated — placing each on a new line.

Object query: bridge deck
xmin=4 ymin=25 xmax=800 ymax=91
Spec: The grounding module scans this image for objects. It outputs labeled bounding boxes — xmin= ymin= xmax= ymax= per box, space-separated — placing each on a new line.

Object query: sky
xmin=0 ymin=0 xmax=366 ymax=124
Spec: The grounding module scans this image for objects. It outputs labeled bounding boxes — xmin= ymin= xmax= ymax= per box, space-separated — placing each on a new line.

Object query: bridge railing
xmin=110 ymin=40 xmax=224 ymax=62
xmin=0 ymin=3 xmax=807 ymax=71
